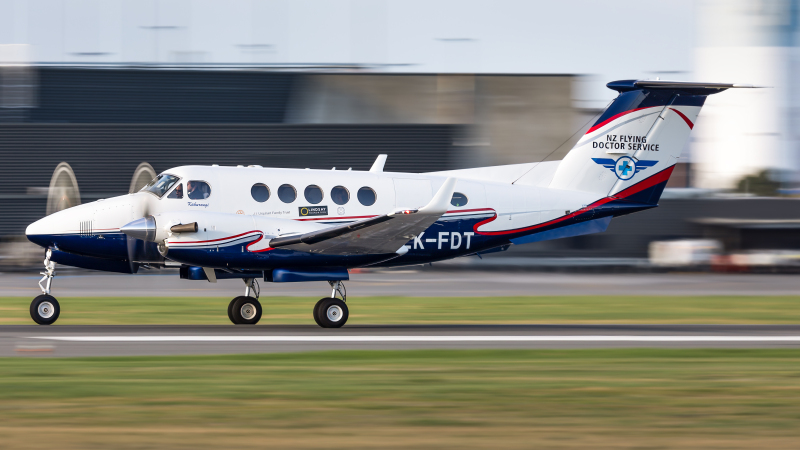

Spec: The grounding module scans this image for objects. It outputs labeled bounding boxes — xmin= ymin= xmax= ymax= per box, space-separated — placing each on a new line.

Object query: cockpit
xmin=141 ymin=174 xmax=211 ymax=200
xmin=141 ymin=174 xmax=180 ymax=198
xmin=186 ymin=180 xmax=211 ymax=199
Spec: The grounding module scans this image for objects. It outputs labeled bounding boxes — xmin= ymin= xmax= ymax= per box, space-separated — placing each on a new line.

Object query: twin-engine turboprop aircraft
xmin=25 ymin=80 xmax=753 ymax=326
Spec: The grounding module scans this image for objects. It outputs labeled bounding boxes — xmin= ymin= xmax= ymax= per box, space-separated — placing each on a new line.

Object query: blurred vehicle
xmin=649 ymin=239 xmax=722 ymax=266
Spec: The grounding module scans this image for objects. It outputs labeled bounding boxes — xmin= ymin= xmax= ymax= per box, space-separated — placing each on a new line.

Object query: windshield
xmin=141 ymin=174 xmax=180 ymax=198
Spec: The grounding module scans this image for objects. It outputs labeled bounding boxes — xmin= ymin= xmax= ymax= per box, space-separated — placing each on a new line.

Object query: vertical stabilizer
xmin=549 ymin=80 xmax=753 ymax=204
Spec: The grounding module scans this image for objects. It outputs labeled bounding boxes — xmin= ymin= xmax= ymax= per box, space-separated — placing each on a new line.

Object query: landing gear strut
xmin=313 ymin=280 xmax=349 ymax=328
xmin=31 ymin=249 xmax=60 ymax=325
xmin=228 ymin=278 xmax=262 ymax=325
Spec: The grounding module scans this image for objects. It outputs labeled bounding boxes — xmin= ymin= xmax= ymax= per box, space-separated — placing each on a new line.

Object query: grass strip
xmin=2 ymin=295 xmax=800 ymax=325
xmin=1 ymin=349 xmax=800 ymax=449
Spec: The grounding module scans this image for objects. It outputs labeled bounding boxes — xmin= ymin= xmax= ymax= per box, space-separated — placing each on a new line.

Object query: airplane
xmin=24 ymin=79 xmax=754 ymax=326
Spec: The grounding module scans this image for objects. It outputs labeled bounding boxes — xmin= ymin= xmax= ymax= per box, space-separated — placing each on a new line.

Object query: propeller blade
xmin=125 ymin=235 xmax=141 ymax=274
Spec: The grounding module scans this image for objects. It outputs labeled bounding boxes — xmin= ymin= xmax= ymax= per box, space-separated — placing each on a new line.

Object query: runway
xmin=5 ymin=324 xmax=800 ymax=357
xmin=3 ymin=270 xmax=800 ymax=297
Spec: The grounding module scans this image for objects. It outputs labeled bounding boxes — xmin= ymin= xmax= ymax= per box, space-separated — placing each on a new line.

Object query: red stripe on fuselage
xmin=245 ymin=234 xmax=274 ymax=253
xmin=445 ymin=208 xmax=495 ymax=214
xmin=474 ymin=165 xmax=675 ymax=236
xmin=168 ymin=230 xmax=261 ymax=245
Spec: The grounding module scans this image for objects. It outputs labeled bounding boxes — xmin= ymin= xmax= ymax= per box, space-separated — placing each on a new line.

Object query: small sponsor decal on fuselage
xmin=299 ymin=205 xmax=328 ymax=217
xmin=188 ymin=202 xmax=209 ymax=208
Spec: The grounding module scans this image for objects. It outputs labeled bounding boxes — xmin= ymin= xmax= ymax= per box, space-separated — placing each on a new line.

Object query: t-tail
xmin=549 ymin=80 xmax=756 ymax=205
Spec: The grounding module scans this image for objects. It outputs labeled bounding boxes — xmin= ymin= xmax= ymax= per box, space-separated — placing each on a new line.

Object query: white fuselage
xmin=27 ymin=164 xmax=599 ymax=240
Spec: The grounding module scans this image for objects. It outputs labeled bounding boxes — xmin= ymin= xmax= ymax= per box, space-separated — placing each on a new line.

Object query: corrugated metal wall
xmin=28 ymin=68 xmax=295 ymax=123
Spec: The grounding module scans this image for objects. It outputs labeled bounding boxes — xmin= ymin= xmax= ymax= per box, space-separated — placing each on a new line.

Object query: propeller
xmin=125 ymin=236 xmax=141 ymax=274
xmin=122 ymin=195 xmax=155 ymax=274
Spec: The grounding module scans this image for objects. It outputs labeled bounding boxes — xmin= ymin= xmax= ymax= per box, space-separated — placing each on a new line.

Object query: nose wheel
xmin=30 ymin=249 xmax=60 ymax=325
xmin=313 ymin=280 xmax=349 ymax=328
xmin=30 ymin=294 xmax=60 ymax=325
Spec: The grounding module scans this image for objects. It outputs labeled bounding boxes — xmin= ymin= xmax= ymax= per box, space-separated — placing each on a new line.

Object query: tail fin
xmin=549 ymin=80 xmax=753 ymax=204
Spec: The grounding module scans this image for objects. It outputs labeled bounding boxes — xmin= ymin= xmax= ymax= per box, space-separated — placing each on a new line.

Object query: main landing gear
xmin=31 ymin=249 xmax=60 ymax=325
xmin=228 ymin=278 xmax=263 ymax=325
xmin=226 ymin=279 xmax=349 ymax=327
xmin=313 ymin=281 xmax=349 ymax=328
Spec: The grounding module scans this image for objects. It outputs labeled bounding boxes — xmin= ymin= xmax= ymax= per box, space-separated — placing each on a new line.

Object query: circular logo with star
xmin=613 ymin=156 xmax=637 ymax=180
xmin=337 ymin=207 xmax=345 ymax=215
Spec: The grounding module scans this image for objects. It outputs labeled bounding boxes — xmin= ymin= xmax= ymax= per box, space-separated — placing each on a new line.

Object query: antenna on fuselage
xmin=370 ymin=154 xmax=388 ymax=173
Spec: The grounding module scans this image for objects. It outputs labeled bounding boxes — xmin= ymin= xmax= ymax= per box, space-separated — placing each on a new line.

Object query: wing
xmin=268 ymin=178 xmax=457 ymax=256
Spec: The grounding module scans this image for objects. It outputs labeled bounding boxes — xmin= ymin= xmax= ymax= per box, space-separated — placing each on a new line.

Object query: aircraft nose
xmin=26 ymin=214 xmax=61 ymax=248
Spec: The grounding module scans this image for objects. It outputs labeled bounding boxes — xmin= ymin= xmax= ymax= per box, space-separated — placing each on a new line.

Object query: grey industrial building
xmin=2 ymin=66 xmax=799 ymax=269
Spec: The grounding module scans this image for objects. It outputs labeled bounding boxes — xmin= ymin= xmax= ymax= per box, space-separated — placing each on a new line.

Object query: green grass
xmin=2 ymin=349 xmax=800 ymax=449
xmin=3 ymin=295 xmax=800 ymax=325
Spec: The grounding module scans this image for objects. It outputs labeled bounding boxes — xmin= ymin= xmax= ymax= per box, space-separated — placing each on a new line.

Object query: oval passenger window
xmin=304 ymin=185 xmax=323 ymax=204
xmin=278 ymin=184 xmax=296 ymax=203
xmin=187 ymin=180 xmax=211 ymax=200
xmin=450 ymin=192 xmax=468 ymax=207
xmin=357 ymin=187 xmax=376 ymax=206
xmin=331 ymin=186 xmax=349 ymax=205
xmin=251 ymin=183 xmax=270 ymax=202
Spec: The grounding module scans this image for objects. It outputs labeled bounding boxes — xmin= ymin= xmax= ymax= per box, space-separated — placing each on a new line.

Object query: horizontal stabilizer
xmin=607 ymin=79 xmax=763 ymax=95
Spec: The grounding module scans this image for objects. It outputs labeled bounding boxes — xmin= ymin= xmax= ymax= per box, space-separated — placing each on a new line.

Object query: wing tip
xmin=420 ymin=177 xmax=457 ymax=214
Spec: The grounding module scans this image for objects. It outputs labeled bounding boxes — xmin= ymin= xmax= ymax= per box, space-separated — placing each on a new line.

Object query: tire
xmin=30 ymin=295 xmax=60 ymax=325
xmin=231 ymin=296 xmax=262 ymax=325
xmin=312 ymin=298 xmax=328 ymax=327
xmin=316 ymin=298 xmax=348 ymax=328
xmin=227 ymin=297 xmax=238 ymax=324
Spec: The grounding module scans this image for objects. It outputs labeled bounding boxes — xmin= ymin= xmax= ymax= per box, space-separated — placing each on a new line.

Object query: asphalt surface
xmin=5 ymin=324 xmax=800 ymax=357
xmin=4 ymin=271 xmax=800 ymax=357
xmin=3 ymin=270 xmax=800 ymax=297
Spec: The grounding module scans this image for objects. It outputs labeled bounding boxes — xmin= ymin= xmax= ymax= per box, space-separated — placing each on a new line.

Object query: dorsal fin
xmin=369 ymin=154 xmax=388 ymax=173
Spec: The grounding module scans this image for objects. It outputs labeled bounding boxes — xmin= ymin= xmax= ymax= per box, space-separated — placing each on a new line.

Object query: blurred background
xmin=2 ymin=0 xmax=800 ymax=273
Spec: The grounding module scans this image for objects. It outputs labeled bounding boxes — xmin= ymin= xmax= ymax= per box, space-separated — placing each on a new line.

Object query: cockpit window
xmin=187 ymin=180 xmax=211 ymax=200
xmin=167 ymin=183 xmax=184 ymax=199
xmin=141 ymin=174 xmax=180 ymax=198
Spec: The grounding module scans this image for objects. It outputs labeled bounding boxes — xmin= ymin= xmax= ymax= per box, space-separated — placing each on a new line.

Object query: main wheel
xmin=315 ymin=298 xmax=348 ymax=328
xmin=313 ymin=298 xmax=327 ymax=327
xmin=227 ymin=298 xmax=238 ymax=324
xmin=30 ymin=294 xmax=60 ymax=325
xmin=230 ymin=296 xmax=262 ymax=325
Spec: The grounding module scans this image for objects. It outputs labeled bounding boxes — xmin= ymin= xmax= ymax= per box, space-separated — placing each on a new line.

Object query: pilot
xmin=187 ymin=181 xmax=208 ymax=200
xmin=171 ymin=183 xmax=183 ymax=199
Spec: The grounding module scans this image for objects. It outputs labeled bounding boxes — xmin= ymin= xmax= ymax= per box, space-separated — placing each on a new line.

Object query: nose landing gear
xmin=228 ymin=278 xmax=262 ymax=325
xmin=31 ymin=249 xmax=60 ymax=325
xmin=313 ymin=280 xmax=349 ymax=328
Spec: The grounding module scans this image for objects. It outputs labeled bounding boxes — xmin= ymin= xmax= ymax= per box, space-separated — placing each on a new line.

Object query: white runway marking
xmin=30 ymin=335 xmax=800 ymax=342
